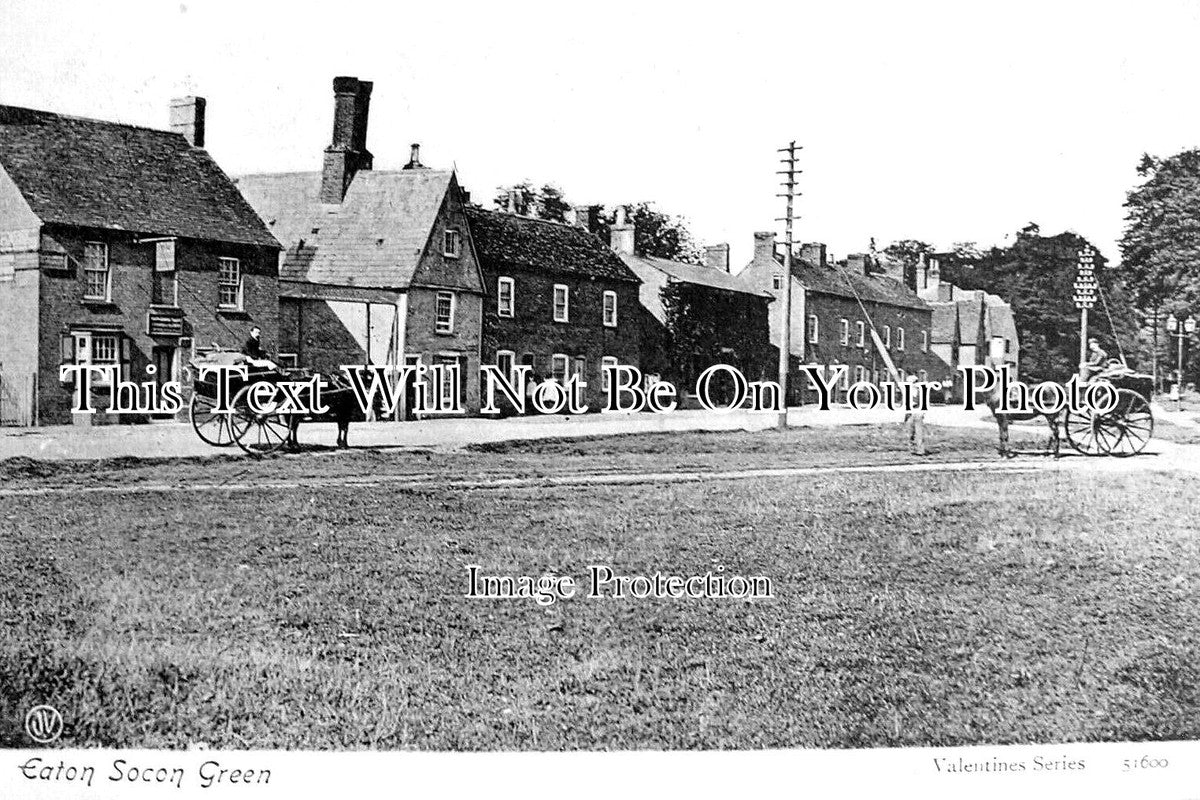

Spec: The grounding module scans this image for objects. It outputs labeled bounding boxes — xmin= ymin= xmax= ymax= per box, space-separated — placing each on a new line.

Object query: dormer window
xmin=443 ymin=229 xmax=462 ymax=258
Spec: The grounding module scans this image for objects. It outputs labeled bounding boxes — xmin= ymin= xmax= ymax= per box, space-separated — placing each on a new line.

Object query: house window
xmin=772 ymin=274 xmax=784 ymax=291
xmin=155 ymin=241 xmax=176 ymax=272
xmin=839 ymin=319 xmax=849 ymax=346
xmin=572 ymin=355 xmax=586 ymax=381
xmin=897 ymin=327 xmax=905 ymax=350
xmin=918 ymin=370 xmax=928 ymax=382
xmin=83 ymin=242 xmax=110 ymax=301
xmin=853 ymin=365 xmax=866 ymax=384
xmin=883 ymin=325 xmax=891 ymax=348
xmin=601 ymin=356 xmax=618 ymax=393
xmin=551 ymin=353 xmax=569 ymax=383
xmin=603 ymin=291 xmax=618 ymax=327
xmin=807 ymin=314 xmax=819 ymax=344
xmin=67 ymin=332 xmax=125 ymax=388
xmin=443 ymin=229 xmax=462 ymax=258
xmin=855 ymin=321 xmax=865 ymax=347
xmin=496 ymin=350 xmax=515 ymax=380
xmin=218 ymin=257 xmax=242 ymax=309
xmin=838 ymin=364 xmax=850 ymax=391
xmin=497 ymin=277 xmax=514 ymax=318
xmin=435 ymin=355 xmax=461 ymax=406
xmin=435 ymin=291 xmax=455 ymax=334
xmin=553 ymin=284 xmax=569 ymax=323
xmin=921 ymin=330 xmax=929 ymax=352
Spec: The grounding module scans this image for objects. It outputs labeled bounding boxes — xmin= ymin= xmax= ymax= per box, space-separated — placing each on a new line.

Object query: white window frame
xmin=435 ymin=291 xmax=456 ymax=334
xmin=572 ymin=355 xmax=586 ymax=381
xmin=855 ymin=321 xmax=865 ymax=348
xmin=551 ymin=353 xmax=569 ymax=383
xmin=921 ymin=330 xmax=929 ymax=353
xmin=497 ymin=277 xmax=514 ymax=318
xmin=772 ymin=274 xmax=784 ymax=291
xmin=496 ymin=349 xmax=516 ymax=380
xmin=601 ymin=356 xmax=618 ymax=394
xmin=883 ymin=325 xmax=891 ymax=348
xmin=603 ymin=290 xmax=618 ymax=327
xmin=553 ymin=284 xmax=569 ymax=323
xmin=218 ymin=257 xmax=242 ymax=310
xmin=897 ymin=327 xmax=905 ymax=350
xmin=443 ymin=229 xmax=462 ymax=258
xmin=83 ymin=242 xmax=110 ymax=301
xmin=807 ymin=314 xmax=819 ymax=344
xmin=839 ymin=318 xmax=849 ymax=346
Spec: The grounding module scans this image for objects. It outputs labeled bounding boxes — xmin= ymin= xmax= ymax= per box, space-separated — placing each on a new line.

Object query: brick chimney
xmin=610 ymin=206 xmax=635 ymax=256
xmin=848 ymin=254 xmax=870 ymax=275
xmin=753 ymin=231 xmax=777 ymax=265
xmin=799 ymin=242 xmax=826 ymax=267
xmin=704 ymin=243 xmax=730 ymax=271
xmin=170 ymin=96 xmax=206 ymax=148
xmin=917 ymin=254 xmax=941 ymax=301
xmin=572 ymin=205 xmax=598 ymax=232
xmin=320 ymin=76 xmax=374 ymax=204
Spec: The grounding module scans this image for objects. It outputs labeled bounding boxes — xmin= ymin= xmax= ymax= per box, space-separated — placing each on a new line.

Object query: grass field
xmin=1 ymin=425 xmax=1198 ymax=750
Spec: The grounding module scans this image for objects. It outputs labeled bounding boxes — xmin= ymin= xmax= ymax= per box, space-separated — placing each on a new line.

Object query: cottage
xmin=741 ymin=234 xmax=947 ymax=403
xmin=237 ymin=77 xmax=484 ymax=417
xmin=0 ymin=99 xmax=280 ymax=425
xmin=609 ymin=216 xmax=773 ymax=400
xmin=466 ymin=206 xmax=640 ymax=412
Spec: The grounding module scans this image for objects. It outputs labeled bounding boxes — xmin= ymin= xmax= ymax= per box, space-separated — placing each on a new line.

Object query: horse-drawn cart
xmin=188 ymin=351 xmax=357 ymax=455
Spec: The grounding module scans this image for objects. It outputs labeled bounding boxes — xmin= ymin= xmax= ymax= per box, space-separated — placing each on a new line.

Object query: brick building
xmin=0 ymin=100 xmax=280 ymax=425
xmin=610 ymin=217 xmax=773 ymax=399
xmin=237 ymin=77 xmax=484 ymax=417
xmin=741 ymin=234 xmax=947 ymax=404
xmin=465 ymin=206 xmax=641 ymax=412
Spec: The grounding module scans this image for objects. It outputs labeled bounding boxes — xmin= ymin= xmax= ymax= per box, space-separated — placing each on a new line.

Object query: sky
xmin=3 ymin=0 xmax=1200 ymax=268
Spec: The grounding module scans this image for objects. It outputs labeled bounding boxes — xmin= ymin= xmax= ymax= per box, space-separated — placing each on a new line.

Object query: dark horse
xmin=283 ymin=373 xmax=363 ymax=449
xmin=985 ymin=384 xmax=1064 ymax=459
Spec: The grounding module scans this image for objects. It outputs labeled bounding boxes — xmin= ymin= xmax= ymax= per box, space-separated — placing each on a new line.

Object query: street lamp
xmin=1166 ymin=312 xmax=1196 ymax=403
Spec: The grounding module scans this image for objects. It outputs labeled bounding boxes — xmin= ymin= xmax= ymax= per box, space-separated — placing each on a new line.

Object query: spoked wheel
xmin=1101 ymin=389 xmax=1154 ymax=457
xmin=1064 ymin=405 xmax=1104 ymax=456
xmin=189 ymin=392 xmax=246 ymax=447
xmin=230 ymin=385 xmax=294 ymax=456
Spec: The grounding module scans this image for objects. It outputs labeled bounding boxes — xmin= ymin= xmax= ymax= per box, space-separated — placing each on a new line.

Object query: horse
xmin=985 ymin=383 xmax=1063 ymax=459
xmin=281 ymin=372 xmax=363 ymax=450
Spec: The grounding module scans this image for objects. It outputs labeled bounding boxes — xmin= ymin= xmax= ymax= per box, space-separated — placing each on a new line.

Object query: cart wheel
xmin=230 ymin=385 xmax=294 ymax=456
xmin=189 ymin=392 xmax=245 ymax=447
xmin=1064 ymin=406 xmax=1103 ymax=456
xmin=1103 ymin=389 xmax=1154 ymax=457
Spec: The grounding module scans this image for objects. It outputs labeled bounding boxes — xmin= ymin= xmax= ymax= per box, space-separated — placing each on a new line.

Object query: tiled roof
xmin=792 ymin=258 xmax=930 ymax=310
xmin=0 ymin=104 xmax=277 ymax=248
xmin=620 ymin=253 xmax=771 ymax=297
xmin=465 ymin=208 xmax=639 ymax=283
xmin=236 ymin=169 xmax=452 ymax=288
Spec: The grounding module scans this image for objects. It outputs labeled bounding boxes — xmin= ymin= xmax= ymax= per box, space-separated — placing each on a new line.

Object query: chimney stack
xmin=704 ymin=243 xmax=730 ymax=272
xmin=170 ymin=96 xmax=206 ymax=148
xmin=320 ymin=76 xmax=374 ymax=204
xmin=848 ymin=254 xmax=870 ymax=276
xmin=753 ymin=231 xmax=777 ymax=265
xmin=572 ymin=205 xmax=597 ymax=232
xmin=610 ymin=206 xmax=635 ymax=256
xmin=799 ymin=242 xmax=826 ymax=268
xmin=403 ymin=143 xmax=425 ymax=170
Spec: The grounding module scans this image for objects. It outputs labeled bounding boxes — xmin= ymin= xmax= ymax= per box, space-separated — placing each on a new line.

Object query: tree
xmin=491 ymin=182 xmax=570 ymax=222
xmin=1121 ymin=150 xmax=1200 ymax=314
xmin=883 ymin=239 xmax=932 ymax=288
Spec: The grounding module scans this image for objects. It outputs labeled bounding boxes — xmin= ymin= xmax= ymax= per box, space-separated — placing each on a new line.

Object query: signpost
xmin=1074 ymin=247 xmax=1097 ymax=380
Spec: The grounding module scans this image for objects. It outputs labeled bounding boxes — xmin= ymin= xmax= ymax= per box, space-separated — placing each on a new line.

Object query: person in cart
xmin=241 ymin=325 xmax=278 ymax=371
xmin=1084 ymin=338 xmax=1108 ymax=380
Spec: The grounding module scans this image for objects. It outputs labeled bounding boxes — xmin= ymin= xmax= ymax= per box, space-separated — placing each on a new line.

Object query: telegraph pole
xmin=776 ymin=141 xmax=801 ymax=428
xmin=1074 ymin=247 xmax=1096 ymax=380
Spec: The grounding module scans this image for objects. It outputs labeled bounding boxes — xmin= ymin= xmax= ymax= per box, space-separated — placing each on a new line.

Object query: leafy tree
xmin=1120 ymin=150 xmax=1200 ymax=314
xmin=658 ymin=282 xmax=772 ymax=390
xmin=883 ymin=239 xmax=932 ymax=288
xmin=491 ymin=182 xmax=570 ymax=222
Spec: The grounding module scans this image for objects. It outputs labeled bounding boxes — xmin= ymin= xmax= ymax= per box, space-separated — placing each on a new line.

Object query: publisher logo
xmin=25 ymin=705 xmax=63 ymax=744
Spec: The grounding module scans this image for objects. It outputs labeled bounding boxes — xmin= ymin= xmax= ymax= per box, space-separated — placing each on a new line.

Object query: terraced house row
xmin=0 ymin=76 xmax=1017 ymax=424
